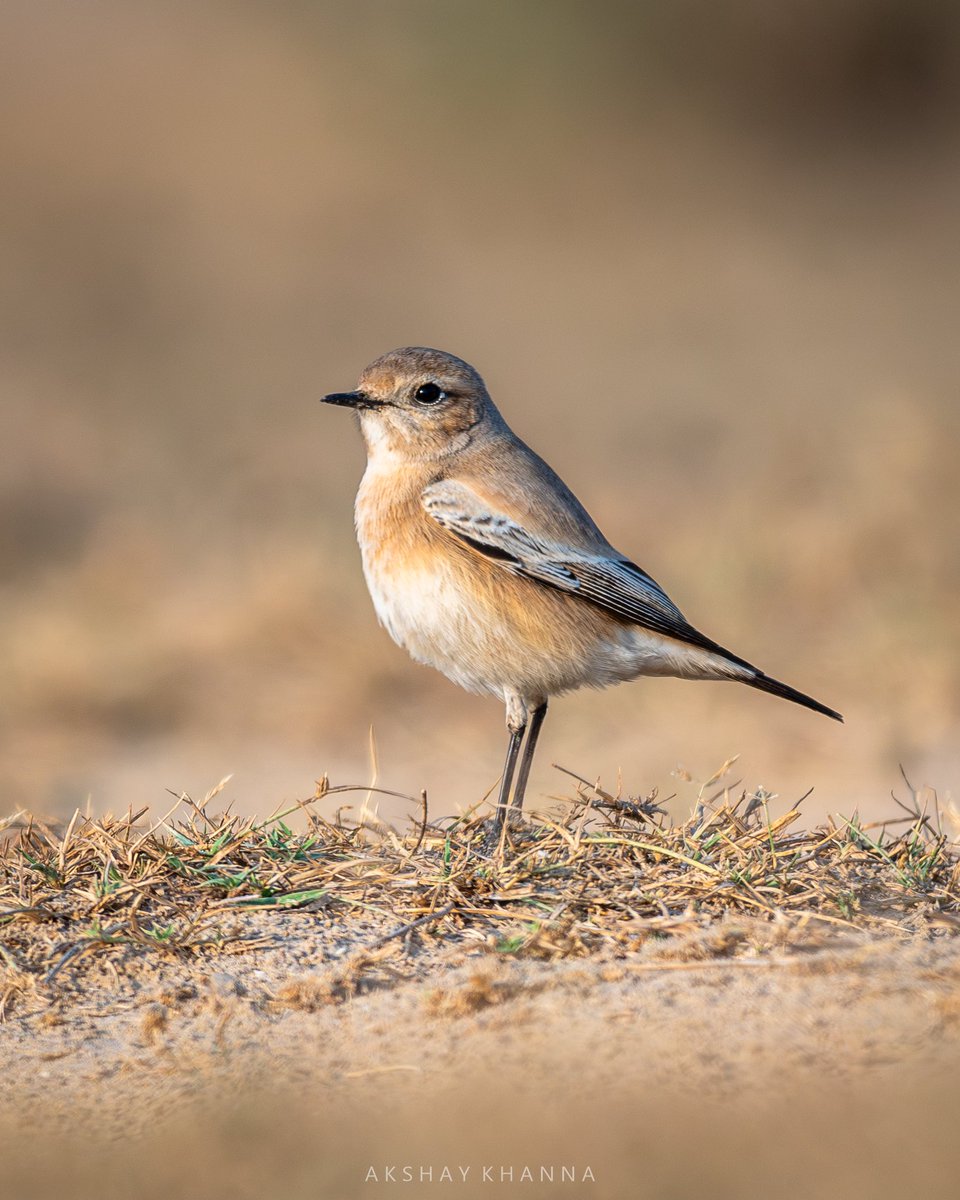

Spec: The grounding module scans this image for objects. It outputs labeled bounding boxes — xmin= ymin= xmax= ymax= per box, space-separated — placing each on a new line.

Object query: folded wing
xmin=422 ymin=479 xmax=843 ymax=722
xmin=422 ymin=479 xmax=749 ymax=666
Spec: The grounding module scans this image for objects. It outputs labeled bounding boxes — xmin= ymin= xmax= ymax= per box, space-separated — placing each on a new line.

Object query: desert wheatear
xmin=321 ymin=347 xmax=841 ymax=833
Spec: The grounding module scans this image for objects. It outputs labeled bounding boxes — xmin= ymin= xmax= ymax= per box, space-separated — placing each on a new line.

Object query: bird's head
xmin=321 ymin=347 xmax=501 ymax=461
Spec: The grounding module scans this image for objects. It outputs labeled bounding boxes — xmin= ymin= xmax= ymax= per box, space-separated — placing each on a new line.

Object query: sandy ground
xmin=3 ymin=913 xmax=960 ymax=1199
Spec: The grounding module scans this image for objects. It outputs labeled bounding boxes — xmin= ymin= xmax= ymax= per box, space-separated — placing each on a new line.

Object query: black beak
xmin=320 ymin=390 xmax=366 ymax=408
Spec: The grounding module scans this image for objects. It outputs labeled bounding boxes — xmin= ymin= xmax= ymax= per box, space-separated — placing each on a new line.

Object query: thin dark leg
xmin=491 ymin=725 xmax=525 ymax=837
xmin=510 ymin=701 xmax=548 ymax=816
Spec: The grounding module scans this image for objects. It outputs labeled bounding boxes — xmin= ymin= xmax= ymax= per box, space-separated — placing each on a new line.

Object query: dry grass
xmin=4 ymin=765 xmax=960 ymax=1200
xmin=2 ymin=765 xmax=958 ymax=1020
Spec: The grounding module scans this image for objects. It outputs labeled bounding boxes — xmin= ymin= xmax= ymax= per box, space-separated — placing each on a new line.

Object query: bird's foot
xmin=476 ymin=809 xmax=526 ymax=856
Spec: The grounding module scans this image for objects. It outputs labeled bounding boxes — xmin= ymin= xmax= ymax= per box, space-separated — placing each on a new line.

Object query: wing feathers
xmin=423 ymin=480 xmax=737 ymax=661
xmin=422 ymin=479 xmax=843 ymax=722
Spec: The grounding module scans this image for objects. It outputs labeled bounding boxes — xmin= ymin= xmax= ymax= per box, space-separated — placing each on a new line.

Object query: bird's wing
xmin=422 ymin=479 xmax=744 ymax=661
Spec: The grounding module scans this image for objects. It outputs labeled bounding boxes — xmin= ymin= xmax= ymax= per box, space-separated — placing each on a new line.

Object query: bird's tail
xmin=743 ymin=671 xmax=843 ymax=722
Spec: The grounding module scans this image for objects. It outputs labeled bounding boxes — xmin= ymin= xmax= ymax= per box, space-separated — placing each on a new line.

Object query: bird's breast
xmin=352 ymin=464 xmax=700 ymax=701
xmin=355 ymin=466 xmax=503 ymax=694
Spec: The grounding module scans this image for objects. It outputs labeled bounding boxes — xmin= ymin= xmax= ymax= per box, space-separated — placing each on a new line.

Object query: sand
xmin=3 ymin=909 xmax=960 ymax=1200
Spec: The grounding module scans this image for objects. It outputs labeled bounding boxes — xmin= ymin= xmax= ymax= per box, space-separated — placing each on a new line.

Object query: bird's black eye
xmin=414 ymin=382 xmax=444 ymax=404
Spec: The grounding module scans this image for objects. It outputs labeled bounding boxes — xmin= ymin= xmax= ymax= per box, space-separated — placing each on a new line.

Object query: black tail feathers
xmin=744 ymin=671 xmax=843 ymax=722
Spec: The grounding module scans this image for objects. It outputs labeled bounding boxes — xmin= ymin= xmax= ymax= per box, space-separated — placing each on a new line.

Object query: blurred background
xmin=2 ymin=0 xmax=959 ymax=825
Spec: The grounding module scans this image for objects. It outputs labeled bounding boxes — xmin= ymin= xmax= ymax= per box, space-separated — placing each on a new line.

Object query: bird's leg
xmin=510 ymin=701 xmax=548 ymax=817
xmin=491 ymin=723 xmax=525 ymax=838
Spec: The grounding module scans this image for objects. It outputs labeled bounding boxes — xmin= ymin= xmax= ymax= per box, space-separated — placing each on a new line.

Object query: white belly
xmin=360 ymin=544 xmax=511 ymax=697
xmin=357 ymin=539 xmax=740 ymax=703
xmin=352 ymin=464 xmax=748 ymax=702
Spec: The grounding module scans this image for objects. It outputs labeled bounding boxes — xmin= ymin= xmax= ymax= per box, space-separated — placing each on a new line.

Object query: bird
xmin=320 ymin=347 xmax=842 ymax=837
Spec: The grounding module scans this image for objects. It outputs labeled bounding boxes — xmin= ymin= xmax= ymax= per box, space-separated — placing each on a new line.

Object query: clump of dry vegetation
xmin=1 ymin=768 xmax=958 ymax=1019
